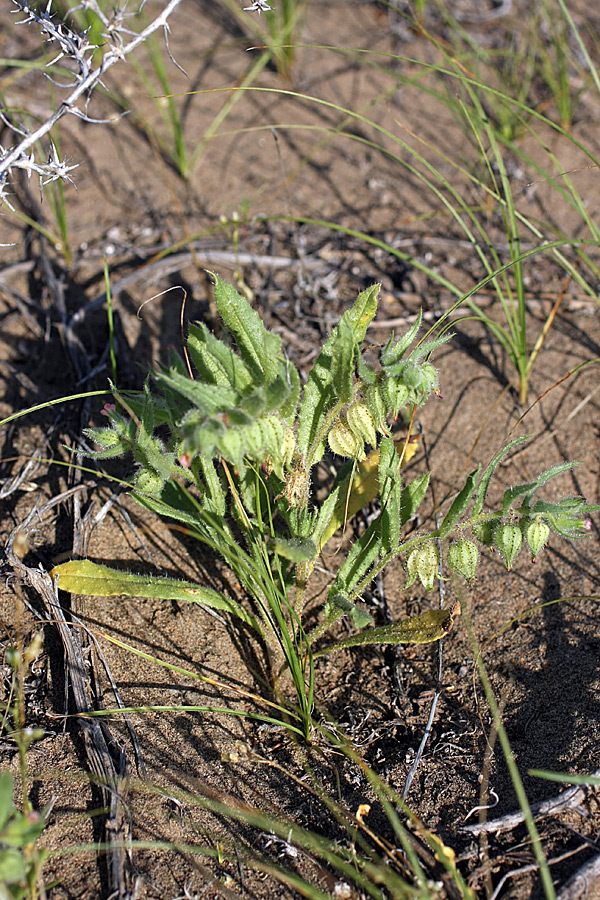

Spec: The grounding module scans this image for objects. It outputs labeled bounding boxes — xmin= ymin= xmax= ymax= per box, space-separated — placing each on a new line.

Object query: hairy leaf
xmin=211 ymin=275 xmax=282 ymax=384
xmin=439 ymin=467 xmax=480 ymax=537
xmin=51 ymin=560 xmax=255 ymax=625
xmin=315 ymin=602 xmax=460 ymax=655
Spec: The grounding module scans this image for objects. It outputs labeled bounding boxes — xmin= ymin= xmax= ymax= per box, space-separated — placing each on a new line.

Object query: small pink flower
xmin=179 ymin=452 xmax=192 ymax=469
xmin=100 ymin=403 xmax=117 ymax=416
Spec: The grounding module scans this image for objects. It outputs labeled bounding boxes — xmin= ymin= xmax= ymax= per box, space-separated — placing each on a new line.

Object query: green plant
xmin=0 ymin=774 xmax=47 ymax=900
xmin=52 ymin=277 xmax=598 ymax=738
xmin=0 ymin=632 xmax=48 ymax=900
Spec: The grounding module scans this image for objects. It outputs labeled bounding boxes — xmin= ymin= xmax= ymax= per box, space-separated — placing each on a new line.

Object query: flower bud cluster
xmin=180 ymin=411 xmax=296 ymax=478
xmin=468 ymin=496 xmax=596 ymax=571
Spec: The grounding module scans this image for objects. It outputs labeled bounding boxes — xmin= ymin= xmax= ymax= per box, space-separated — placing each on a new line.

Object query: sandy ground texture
xmin=1 ymin=1 xmax=600 ymax=898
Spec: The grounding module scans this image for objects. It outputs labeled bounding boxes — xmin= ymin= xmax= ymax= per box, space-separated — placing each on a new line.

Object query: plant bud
xmin=135 ymin=467 xmax=164 ymax=496
xmin=447 ymin=539 xmax=478 ymax=581
xmin=382 ymin=377 xmax=409 ymax=418
xmin=471 ymin=520 xmax=497 ymax=547
xmin=346 ymin=401 xmax=377 ymax=447
xmin=87 ymin=427 xmax=121 ymax=448
xmin=328 ymin=419 xmax=365 ymax=459
xmin=493 ymin=523 xmax=522 ymax=570
xmin=400 ymin=364 xmax=425 ymax=391
xmin=406 ymin=541 xmax=439 ymax=591
xmin=525 ymin=518 xmax=550 ymax=560
xmin=420 ymin=362 xmax=440 ymax=395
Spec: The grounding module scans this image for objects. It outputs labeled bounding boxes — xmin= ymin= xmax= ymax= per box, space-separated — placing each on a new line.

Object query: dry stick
xmin=5 ymin=509 xmax=139 ymax=898
xmin=556 ymin=850 xmax=600 ymax=900
xmin=463 ymin=768 xmax=600 ymax=836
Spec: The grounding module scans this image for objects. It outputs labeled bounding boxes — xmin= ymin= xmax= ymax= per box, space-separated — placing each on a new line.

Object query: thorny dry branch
xmin=0 ymin=0 xmax=185 ymax=204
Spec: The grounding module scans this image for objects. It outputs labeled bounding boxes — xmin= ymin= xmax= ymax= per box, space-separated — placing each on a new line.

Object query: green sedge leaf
xmin=273 ymin=537 xmax=318 ymax=562
xmin=472 ymin=435 xmax=530 ymax=516
xmin=51 ymin=560 xmax=254 ymax=625
xmin=297 ymin=284 xmax=379 ymax=458
xmin=439 ymin=467 xmax=480 ymax=537
xmin=211 ymin=274 xmax=281 ymax=384
xmin=315 ymin=603 xmax=460 ymax=655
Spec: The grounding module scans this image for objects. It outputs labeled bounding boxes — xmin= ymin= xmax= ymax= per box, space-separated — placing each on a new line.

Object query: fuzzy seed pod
xmin=406 ymin=542 xmax=439 ymax=591
xmin=280 ymin=424 xmax=297 ymax=469
xmin=346 ymin=401 xmax=378 ymax=447
xmin=364 ymin=383 xmax=388 ymax=434
xmin=493 ymin=523 xmax=522 ymax=570
xmin=382 ymin=377 xmax=409 ymax=418
xmin=447 ymin=539 xmax=478 ymax=581
xmin=328 ymin=419 xmax=365 ymax=459
xmin=525 ymin=518 xmax=550 ymax=561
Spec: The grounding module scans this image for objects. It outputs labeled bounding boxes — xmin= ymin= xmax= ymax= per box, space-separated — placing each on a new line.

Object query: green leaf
xmin=329 ymin=518 xmax=382 ymax=596
xmin=0 ymin=773 xmax=14 ymax=833
xmin=502 ymin=481 xmax=541 ymax=517
xmin=2 ymin=813 xmax=45 ymax=847
xmin=297 ymin=284 xmax=379 ymax=458
xmin=379 ymin=437 xmax=402 ymax=554
xmin=198 ymin=457 xmax=227 ymax=516
xmin=439 ymin=467 xmax=480 ymax=537
xmin=472 ymin=436 xmax=530 ymax=516
xmin=500 ymin=465 xmax=577 ymax=518
xmin=186 ymin=322 xmax=253 ymax=391
xmin=50 ymin=560 xmax=255 ymax=626
xmin=273 ymin=537 xmax=318 ymax=562
xmin=315 ymin=603 xmax=460 ymax=655
xmin=407 ymin=332 xmax=454 ymax=364
xmin=330 ymin=318 xmax=355 ymax=405
xmin=381 ymin=310 xmax=422 ymax=366
xmin=211 ymin=274 xmax=282 ymax=384
xmin=0 ymin=846 xmax=26 ymax=884
xmin=154 ymin=369 xmax=239 ymax=415
xmin=400 ymin=472 xmax=430 ymax=526
xmin=311 ymin=480 xmax=343 ymax=552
